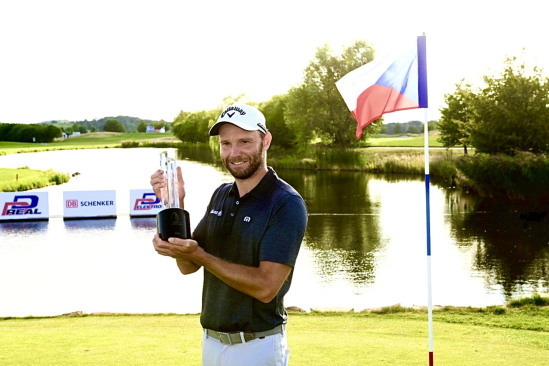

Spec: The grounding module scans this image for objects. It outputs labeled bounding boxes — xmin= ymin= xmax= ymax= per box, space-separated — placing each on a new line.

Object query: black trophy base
xmin=156 ymin=208 xmax=191 ymax=240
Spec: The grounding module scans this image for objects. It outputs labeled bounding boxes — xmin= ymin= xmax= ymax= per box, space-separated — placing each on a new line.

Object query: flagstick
xmin=423 ymin=109 xmax=434 ymax=366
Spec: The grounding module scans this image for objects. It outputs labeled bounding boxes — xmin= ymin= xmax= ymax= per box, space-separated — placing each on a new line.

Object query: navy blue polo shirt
xmin=192 ymin=167 xmax=307 ymax=333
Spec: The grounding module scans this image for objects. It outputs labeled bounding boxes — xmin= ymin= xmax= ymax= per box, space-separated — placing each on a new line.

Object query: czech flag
xmin=336 ymin=35 xmax=428 ymax=139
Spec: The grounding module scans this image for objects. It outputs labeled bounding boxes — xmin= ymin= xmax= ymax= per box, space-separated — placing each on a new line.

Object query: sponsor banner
xmin=130 ymin=189 xmax=163 ymax=217
xmin=63 ymin=190 xmax=116 ymax=219
xmin=0 ymin=192 xmax=49 ymax=221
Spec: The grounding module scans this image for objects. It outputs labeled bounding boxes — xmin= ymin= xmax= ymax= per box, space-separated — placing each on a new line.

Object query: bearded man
xmin=151 ymin=104 xmax=308 ymax=366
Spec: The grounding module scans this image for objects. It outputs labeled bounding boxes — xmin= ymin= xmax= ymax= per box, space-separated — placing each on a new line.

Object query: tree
xmin=74 ymin=124 xmax=88 ymax=134
xmin=137 ymin=120 xmax=147 ymax=133
xmin=259 ymin=94 xmax=296 ymax=149
xmin=406 ymin=125 xmax=419 ymax=134
xmin=45 ymin=125 xmax=62 ymax=141
xmin=428 ymin=121 xmax=438 ymax=131
xmin=91 ymin=126 xmax=97 ymax=132
xmin=438 ymin=80 xmax=474 ymax=154
xmin=285 ymin=40 xmax=381 ymax=148
xmin=172 ymin=110 xmax=212 ymax=143
xmin=470 ymin=56 xmax=549 ymax=155
xmin=103 ymin=119 xmax=126 ymax=133
xmin=153 ymin=120 xmax=166 ymax=131
xmin=393 ymin=123 xmax=403 ymax=135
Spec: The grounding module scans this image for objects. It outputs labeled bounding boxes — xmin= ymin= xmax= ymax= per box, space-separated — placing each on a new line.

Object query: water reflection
xmin=447 ymin=194 xmax=549 ymax=298
xmin=63 ymin=219 xmax=117 ymax=231
xmin=0 ymin=220 xmax=49 ymax=235
xmin=177 ymin=144 xmax=219 ymax=165
xmin=279 ymin=171 xmax=384 ymax=285
xmin=130 ymin=217 xmax=157 ymax=230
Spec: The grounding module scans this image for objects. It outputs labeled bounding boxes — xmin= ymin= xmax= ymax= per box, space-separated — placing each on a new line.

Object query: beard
xmin=223 ymin=141 xmax=264 ymax=180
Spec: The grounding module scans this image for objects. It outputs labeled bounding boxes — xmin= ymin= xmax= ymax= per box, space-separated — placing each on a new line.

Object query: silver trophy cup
xmin=156 ymin=152 xmax=191 ymax=240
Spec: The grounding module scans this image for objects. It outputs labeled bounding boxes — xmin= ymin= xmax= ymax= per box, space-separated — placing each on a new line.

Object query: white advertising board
xmin=0 ymin=192 xmax=49 ymax=221
xmin=129 ymin=189 xmax=163 ymax=217
xmin=63 ymin=190 xmax=116 ymax=219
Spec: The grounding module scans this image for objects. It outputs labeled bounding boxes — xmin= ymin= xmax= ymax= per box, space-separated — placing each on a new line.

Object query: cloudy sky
xmin=1 ymin=0 xmax=547 ymax=124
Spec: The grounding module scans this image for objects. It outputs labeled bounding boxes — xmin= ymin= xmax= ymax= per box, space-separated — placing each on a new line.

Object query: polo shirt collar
xmin=229 ymin=167 xmax=277 ymax=201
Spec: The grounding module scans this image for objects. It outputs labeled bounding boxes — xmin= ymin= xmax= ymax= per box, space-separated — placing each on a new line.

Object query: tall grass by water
xmin=0 ymin=167 xmax=70 ymax=192
xmin=270 ymin=147 xmax=462 ymax=183
xmin=456 ymin=152 xmax=549 ymax=200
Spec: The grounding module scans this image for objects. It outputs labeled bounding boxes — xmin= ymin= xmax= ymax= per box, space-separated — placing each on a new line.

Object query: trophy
xmin=156 ymin=151 xmax=191 ymax=240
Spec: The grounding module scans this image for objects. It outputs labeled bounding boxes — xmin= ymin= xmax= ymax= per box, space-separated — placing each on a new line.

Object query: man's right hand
xmin=150 ymin=166 xmax=186 ymax=208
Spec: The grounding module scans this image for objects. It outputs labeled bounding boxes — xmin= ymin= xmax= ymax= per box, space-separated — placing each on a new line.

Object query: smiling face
xmin=218 ymin=123 xmax=271 ymax=181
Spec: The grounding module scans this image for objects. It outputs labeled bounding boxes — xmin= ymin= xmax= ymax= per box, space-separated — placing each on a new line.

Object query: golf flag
xmin=336 ymin=36 xmax=428 ymax=138
xmin=337 ymin=35 xmax=434 ymax=366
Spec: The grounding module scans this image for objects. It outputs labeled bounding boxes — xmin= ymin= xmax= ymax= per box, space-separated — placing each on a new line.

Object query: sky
xmin=1 ymin=0 xmax=548 ymax=125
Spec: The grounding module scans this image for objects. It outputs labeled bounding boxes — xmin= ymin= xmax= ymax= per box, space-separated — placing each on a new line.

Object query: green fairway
xmin=0 ymin=132 xmax=179 ymax=155
xmin=1 ymin=307 xmax=548 ymax=366
xmin=365 ymin=134 xmax=445 ymax=147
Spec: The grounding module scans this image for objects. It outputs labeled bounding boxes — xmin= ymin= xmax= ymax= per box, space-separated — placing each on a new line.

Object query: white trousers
xmin=201 ymin=327 xmax=290 ymax=366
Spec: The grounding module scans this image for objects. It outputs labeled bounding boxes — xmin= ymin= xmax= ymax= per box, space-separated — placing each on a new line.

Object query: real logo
xmin=2 ymin=195 xmax=42 ymax=216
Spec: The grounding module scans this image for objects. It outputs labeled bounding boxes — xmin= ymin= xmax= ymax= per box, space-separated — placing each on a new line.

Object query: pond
xmin=0 ymin=148 xmax=547 ymax=316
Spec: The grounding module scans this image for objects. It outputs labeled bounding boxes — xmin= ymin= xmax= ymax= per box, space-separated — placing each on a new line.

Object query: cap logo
xmin=221 ymin=106 xmax=247 ymax=119
xmin=257 ymin=123 xmax=267 ymax=133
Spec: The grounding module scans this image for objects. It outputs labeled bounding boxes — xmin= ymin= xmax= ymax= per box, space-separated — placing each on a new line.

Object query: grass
xmin=1 ymin=298 xmax=548 ymax=365
xmin=0 ymin=132 xmax=181 ymax=155
xmin=270 ymin=147 xmax=464 ymax=186
xmin=0 ymin=167 xmax=70 ymax=192
xmin=365 ymin=134 xmax=445 ymax=147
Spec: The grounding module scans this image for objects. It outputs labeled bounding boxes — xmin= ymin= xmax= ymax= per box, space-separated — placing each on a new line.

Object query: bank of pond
xmin=2 ymin=141 xmax=549 ymax=203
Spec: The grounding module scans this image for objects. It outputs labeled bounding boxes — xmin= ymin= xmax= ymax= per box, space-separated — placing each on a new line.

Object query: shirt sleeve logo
xmin=243 ymin=216 xmax=251 ymax=223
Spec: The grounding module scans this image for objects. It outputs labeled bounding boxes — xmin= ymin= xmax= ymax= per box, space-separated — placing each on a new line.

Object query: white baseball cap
xmin=209 ymin=104 xmax=268 ymax=136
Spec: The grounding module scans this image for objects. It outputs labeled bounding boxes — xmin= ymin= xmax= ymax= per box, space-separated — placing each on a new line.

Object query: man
xmin=151 ymin=104 xmax=308 ymax=366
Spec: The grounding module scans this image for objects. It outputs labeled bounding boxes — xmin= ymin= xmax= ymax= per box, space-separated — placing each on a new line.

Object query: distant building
xmin=146 ymin=126 xmax=155 ymax=133
xmin=71 ymin=132 xmax=81 ymax=137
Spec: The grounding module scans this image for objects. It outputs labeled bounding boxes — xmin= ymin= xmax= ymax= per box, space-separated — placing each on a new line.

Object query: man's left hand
xmin=153 ymin=233 xmax=200 ymax=259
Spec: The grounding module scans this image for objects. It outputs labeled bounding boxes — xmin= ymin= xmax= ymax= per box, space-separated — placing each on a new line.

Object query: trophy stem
xmin=157 ymin=151 xmax=190 ymax=239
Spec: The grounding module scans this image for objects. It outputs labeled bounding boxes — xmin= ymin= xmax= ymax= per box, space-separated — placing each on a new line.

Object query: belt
xmin=205 ymin=324 xmax=284 ymax=345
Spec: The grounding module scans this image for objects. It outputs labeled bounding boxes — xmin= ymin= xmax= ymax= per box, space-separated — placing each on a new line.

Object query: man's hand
xmin=150 ymin=166 xmax=185 ymax=208
xmin=153 ymin=233 xmax=198 ymax=258
xmin=152 ymin=233 xmax=201 ymax=274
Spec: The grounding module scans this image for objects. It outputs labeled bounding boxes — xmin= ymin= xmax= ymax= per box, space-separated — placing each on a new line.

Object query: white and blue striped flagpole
xmin=417 ymin=34 xmax=433 ymax=366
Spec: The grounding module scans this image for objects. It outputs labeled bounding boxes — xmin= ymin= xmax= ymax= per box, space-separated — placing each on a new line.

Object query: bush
xmin=456 ymin=152 xmax=549 ymax=200
xmin=120 ymin=140 xmax=140 ymax=148
xmin=509 ymin=294 xmax=549 ymax=308
xmin=103 ymin=119 xmax=126 ymax=133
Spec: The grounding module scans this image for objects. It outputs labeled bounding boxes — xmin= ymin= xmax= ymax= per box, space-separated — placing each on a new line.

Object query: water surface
xmin=0 ymin=148 xmax=547 ymax=316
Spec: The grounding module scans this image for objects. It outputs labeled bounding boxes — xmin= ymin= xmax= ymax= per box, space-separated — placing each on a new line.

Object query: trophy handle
xmin=159 ymin=152 xmax=168 ymax=208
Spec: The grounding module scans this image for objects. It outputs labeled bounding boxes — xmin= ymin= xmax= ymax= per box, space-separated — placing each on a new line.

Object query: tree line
xmin=173 ymin=42 xmax=549 ymax=158
xmin=0 ymin=123 xmax=62 ymax=143
xmin=0 ymin=118 xmax=171 ymax=143
xmin=438 ymin=54 xmax=549 ymax=155
xmin=42 ymin=116 xmax=170 ymax=134
xmin=173 ymin=41 xmax=387 ymax=149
